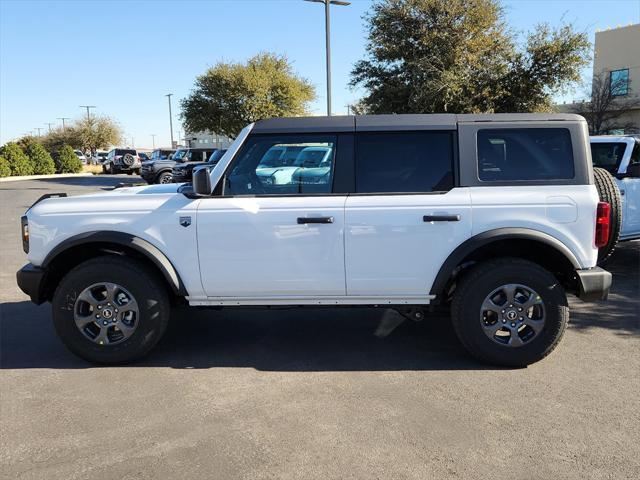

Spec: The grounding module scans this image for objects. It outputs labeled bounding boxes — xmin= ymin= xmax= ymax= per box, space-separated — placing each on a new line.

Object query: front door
xmin=197 ymin=133 xmax=347 ymax=298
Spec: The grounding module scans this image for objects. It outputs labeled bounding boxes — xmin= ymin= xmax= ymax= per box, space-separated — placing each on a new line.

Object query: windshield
xmin=591 ymin=142 xmax=627 ymax=174
xmin=173 ymin=149 xmax=188 ymax=161
xmin=208 ymin=150 xmax=226 ymax=163
xmin=116 ymin=149 xmax=136 ymax=156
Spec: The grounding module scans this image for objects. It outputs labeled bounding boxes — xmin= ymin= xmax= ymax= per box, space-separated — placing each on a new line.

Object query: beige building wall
xmin=593 ymin=24 xmax=640 ymax=132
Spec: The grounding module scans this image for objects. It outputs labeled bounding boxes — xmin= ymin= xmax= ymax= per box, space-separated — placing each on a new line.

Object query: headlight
xmin=21 ymin=215 xmax=29 ymax=253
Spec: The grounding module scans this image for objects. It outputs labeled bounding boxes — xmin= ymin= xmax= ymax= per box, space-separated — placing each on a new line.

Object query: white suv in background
xmin=17 ymin=114 xmax=612 ymax=367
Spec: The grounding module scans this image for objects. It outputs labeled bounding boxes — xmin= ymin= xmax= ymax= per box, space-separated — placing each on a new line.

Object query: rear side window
xmin=477 ymin=128 xmax=574 ymax=181
xmin=590 ymin=142 xmax=627 ymax=174
xmin=355 ymin=132 xmax=454 ymax=193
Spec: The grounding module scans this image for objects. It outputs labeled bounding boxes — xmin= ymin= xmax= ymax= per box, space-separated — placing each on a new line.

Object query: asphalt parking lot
xmin=1 ymin=175 xmax=639 ymax=480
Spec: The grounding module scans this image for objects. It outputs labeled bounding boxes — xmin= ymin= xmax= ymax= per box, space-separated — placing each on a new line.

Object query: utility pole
xmin=165 ymin=94 xmax=174 ymax=147
xmin=304 ymin=0 xmax=350 ymax=116
xmin=35 ymin=127 xmax=43 ymax=137
xmin=79 ymin=105 xmax=96 ymax=121
xmin=57 ymin=117 xmax=70 ymax=131
xmin=150 ymin=134 xmax=156 ymax=149
xmin=45 ymin=122 xmax=54 ymax=133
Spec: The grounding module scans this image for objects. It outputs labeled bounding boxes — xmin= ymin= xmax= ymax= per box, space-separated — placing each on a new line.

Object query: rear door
xmin=344 ymin=130 xmax=472 ymax=299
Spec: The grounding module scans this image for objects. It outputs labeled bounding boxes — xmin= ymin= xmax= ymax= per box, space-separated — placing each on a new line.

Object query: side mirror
xmin=192 ymin=168 xmax=212 ymax=196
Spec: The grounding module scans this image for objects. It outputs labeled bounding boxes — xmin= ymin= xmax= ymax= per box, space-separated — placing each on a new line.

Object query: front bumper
xmin=16 ymin=263 xmax=47 ymax=304
xmin=575 ymin=267 xmax=612 ymax=302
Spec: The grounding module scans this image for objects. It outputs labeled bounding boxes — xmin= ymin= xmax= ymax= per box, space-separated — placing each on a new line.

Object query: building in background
xmin=558 ymin=23 xmax=639 ymax=134
xmin=592 ymin=24 xmax=640 ymax=132
xmin=183 ymin=131 xmax=233 ymax=149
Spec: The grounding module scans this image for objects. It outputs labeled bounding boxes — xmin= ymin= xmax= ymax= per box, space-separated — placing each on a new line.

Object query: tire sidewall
xmin=455 ymin=263 xmax=568 ymax=366
xmin=52 ymin=258 xmax=169 ymax=364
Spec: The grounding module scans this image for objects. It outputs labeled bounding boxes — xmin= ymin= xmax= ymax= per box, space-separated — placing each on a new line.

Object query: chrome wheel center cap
xmin=102 ymin=308 xmax=113 ymax=319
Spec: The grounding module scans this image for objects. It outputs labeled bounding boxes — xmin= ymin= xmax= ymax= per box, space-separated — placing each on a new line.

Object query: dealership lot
xmin=1 ymin=176 xmax=639 ymax=479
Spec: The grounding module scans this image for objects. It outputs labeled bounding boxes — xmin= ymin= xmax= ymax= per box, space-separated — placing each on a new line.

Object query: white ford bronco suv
xmin=17 ymin=114 xmax=612 ymax=367
xmin=589 ymin=135 xmax=640 ymax=262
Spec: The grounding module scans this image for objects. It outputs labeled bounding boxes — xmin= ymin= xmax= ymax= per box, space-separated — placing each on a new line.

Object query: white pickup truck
xmin=590 ymin=136 xmax=640 ymax=260
xmin=17 ymin=114 xmax=612 ymax=367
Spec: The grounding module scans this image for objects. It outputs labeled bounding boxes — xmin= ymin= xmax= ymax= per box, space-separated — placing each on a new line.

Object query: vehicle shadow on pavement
xmin=0 ymin=301 xmax=485 ymax=371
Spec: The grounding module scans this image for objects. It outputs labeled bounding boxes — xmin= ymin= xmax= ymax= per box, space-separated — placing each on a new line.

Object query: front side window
xmin=225 ymin=135 xmax=336 ymax=195
xmin=355 ymin=132 xmax=454 ymax=193
xmin=477 ymin=128 xmax=574 ymax=181
xmin=610 ymin=69 xmax=629 ymax=96
xmin=591 ymin=142 xmax=626 ymax=174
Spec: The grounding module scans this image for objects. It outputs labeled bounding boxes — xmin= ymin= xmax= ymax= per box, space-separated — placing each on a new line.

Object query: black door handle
xmin=423 ymin=214 xmax=461 ymax=222
xmin=297 ymin=216 xmax=334 ymax=224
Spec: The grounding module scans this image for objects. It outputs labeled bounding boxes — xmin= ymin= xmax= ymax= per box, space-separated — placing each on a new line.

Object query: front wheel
xmin=156 ymin=172 xmax=172 ymax=184
xmin=52 ymin=256 xmax=170 ymax=364
xmin=451 ymin=258 xmax=569 ymax=367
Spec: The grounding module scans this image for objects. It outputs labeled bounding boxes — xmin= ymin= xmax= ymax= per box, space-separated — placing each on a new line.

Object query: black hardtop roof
xmin=252 ymin=113 xmax=585 ymax=134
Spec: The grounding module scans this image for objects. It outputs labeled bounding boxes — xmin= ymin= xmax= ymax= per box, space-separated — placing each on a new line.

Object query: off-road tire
xmin=451 ymin=258 xmax=569 ymax=367
xmin=52 ymin=256 xmax=170 ymax=364
xmin=593 ymin=167 xmax=622 ymax=264
xmin=156 ymin=171 xmax=172 ymax=184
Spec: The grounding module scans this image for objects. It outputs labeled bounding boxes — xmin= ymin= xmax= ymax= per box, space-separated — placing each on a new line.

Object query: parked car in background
xmin=590 ymin=135 xmax=640 ymax=262
xmin=138 ymin=152 xmax=151 ymax=162
xmin=172 ymin=149 xmax=227 ymax=183
xmin=74 ymin=150 xmax=88 ymax=165
xmin=93 ymin=151 xmax=108 ymax=165
xmin=102 ymin=148 xmax=141 ymax=175
xmin=141 ymin=147 xmax=214 ymax=184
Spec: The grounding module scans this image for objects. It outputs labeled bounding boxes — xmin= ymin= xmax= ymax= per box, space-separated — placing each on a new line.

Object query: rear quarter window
xmin=477 ymin=128 xmax=574 ymax=181
xmin=590 ymin=142 xmax=627 ymax=174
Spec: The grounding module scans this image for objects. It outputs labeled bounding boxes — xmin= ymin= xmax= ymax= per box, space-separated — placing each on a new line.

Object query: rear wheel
xmin=593 ymin=167 xmax=622 ymax=264
xmin=52 ymin=256 xmax=170 ymax=364
xmin=451 ymin=258 xmax=569 ymax=367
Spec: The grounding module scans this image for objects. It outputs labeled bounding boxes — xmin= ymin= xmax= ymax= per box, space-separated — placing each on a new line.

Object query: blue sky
xmin=1 ymin=0 xmax=639 ymax=148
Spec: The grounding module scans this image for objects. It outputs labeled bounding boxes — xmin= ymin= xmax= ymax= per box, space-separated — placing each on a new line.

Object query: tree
xmin=54 ymin=145 xmax=83 ymax=173
xmin=73 ymin=116 xmax=123 ymax=151
xmin=25 ymin=141 xmax=56 ymax=175
xmin=0 ymin=156 xmax=10 ymax=177
xmin=181 ymin=52 xmax=316 ymax=137
xmin=571 ymin=72 xmax=640 ymax=134
xmin=0 ymin=142 xmax=33 ymax=176
xmin=350 ymin=0 xmax=590 ymax=114
xmin=41 ymin=116 xmax=122 ymax=153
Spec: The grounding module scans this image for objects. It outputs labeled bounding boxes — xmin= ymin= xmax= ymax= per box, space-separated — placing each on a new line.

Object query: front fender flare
xmin=42 ymin=231 xmax=187 ymax=296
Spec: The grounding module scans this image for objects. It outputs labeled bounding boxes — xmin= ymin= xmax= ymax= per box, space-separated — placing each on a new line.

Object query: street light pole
xmin=79 ymin=105 xmax=96 ymax=121
xmin=57 ymin=117 xmax=69 ymax=131
xmin=165 ymin=94 xmax=174 ymax=147
xmin=305 ymin=0 xmax=350 ymax=116
xmin=150 ymin=134 xmax=156 ymax=149
xmin=35 ymin=127 xmax=43 ymax=137
xmin=45 ymin=122 xmax=54 ymax=133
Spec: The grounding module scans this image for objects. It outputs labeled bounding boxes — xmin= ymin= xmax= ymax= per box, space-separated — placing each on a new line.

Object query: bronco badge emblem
xmin=179 ymin=216 xmax=192 ymax=227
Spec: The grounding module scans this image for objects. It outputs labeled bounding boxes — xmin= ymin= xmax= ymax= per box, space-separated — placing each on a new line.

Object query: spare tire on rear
xmin=593 ymin=167 xmax=622 ymax=264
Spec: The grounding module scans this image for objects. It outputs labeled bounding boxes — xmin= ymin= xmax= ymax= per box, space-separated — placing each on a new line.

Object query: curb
xmin=0 ymin=173 xmax=94 ymax=183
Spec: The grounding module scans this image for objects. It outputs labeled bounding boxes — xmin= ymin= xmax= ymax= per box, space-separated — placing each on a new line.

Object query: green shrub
xmin=25 ymin=141 xmax=56 ymax=175
xmin=55 ymin=145 xmax=83 ymax=173
xmin=0 ymin=155 xmax=10 ymax=177
xmin=0 ymin=142 xmax=33 ymax=176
